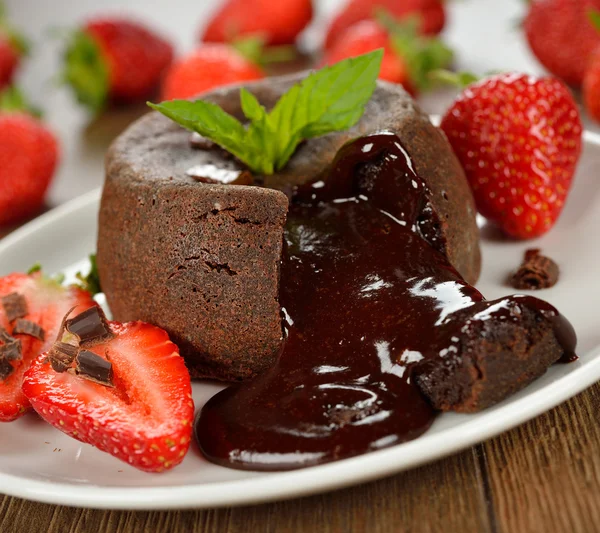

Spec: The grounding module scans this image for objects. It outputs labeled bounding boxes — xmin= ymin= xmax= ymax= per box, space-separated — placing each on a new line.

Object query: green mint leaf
xmin=148 ymin=50 xmax=383 ymax=175
xmin=240 ymin=87 xmax=267 ymax=122
xmin=76 ymin=254 xmax=102 ymax=296
xmin=266 ymin=49 xmax=384 ymax=170
xmin=148 ymin=98 xmax=271 ymax=173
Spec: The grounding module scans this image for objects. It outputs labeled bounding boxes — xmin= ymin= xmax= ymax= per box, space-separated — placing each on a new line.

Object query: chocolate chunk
xmin=186 ymin=164 xmax=254 ymax=186
xmin=66 ymin=306 xmax=113 ymax=345
xmin=511 ymin=249 xmax=559 ymax=290
xmin=74 ymin=350 xmax=113 ymax=386
xmin=0 ymin=327 xmax=21 ymax=380
xmin=48 ymin=342 xmax=79 ymax=372
xmin=0 ymin=358 xmax=13 ymax=380
xmin=12 ymin=319 xmax=45 ymax=341
xmin=0 ymin=339 xmax=21 ymax=361
xmin=2 ymin=292 xmax=28 ymax=322
xmin=0 ymin=327 xmax=13 ymax=343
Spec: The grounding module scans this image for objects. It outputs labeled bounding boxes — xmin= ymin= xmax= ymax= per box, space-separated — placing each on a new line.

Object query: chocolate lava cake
xmin=98 ymin=74 xmax=482 ymax=382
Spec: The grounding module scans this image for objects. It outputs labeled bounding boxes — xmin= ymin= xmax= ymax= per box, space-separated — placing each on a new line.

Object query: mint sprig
xmin=148 ymin=49 xmax=384 ymax=175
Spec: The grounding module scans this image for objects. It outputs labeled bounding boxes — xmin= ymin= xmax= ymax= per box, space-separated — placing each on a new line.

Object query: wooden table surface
xmin=2 ymin=381 xmax=600 ymax=532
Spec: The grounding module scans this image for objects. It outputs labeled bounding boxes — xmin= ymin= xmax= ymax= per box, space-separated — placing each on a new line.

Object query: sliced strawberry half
xmin=0 ymin=272 xmax=95 ymax=422
xmin=23 ymin=311 xmax=194 ymax=473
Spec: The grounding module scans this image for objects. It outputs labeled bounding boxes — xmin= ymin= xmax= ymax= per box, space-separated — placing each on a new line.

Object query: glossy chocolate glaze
xmin=195 ymin=133 xmax=576 ymax=471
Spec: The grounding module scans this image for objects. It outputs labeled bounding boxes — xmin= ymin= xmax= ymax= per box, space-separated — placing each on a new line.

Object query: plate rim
xmin=1 ymin=133 xmax=600 ymax=510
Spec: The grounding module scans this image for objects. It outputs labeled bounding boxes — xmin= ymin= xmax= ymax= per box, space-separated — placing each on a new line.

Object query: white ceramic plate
xmin=1 ymin=133 xmax=600 ymax=511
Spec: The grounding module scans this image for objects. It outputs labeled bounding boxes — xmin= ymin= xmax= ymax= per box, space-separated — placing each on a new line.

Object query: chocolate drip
xmin=195 ymin=133 xmax=577 ymax=471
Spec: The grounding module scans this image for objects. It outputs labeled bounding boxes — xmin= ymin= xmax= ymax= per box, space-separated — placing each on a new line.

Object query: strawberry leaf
xmin=429 ymin=69 xmax=479 ymax=88
xmin=232 ymin=35 xmax=296 ymax=66
xmin=377 ymin=8 xmax=454 ymax=92
xmin=148 ymin=50 xmax=383 ymax=175
xmin=0 ymin=86 xmax=42 ymax=117
xmin=588 ymin=9 xmax=600 ymax=33
xmin=0 ymin=2 xmax=29 ymax=56
xmin=76 ymin=254 xmax=101 ymax=296
xmin=63 ymin=30 xmax=109 ymax=113
xmin=27 ymin=263 xmax=42 ymax=275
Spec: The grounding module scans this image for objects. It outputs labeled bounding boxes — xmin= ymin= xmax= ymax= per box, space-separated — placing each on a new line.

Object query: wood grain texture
xmin=483 ymin=383 xmax=600 ymax=533
xmin=0 ymin=450 xmax=489 ymax=533
xmin=4 ymin=387 xmax=600 ymax=532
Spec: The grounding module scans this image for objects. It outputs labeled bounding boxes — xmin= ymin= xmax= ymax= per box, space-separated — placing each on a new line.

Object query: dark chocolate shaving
xmin=66 ymin=306 xmax=113 ymax=346
xmin=0 ymin=339 xmax=22 ymax=361
xmin=74 ymin=350 xmax=113 ymax=386
xmin=49 ymin=342 xmax=79 ymax=373
xmin=510 ymin=248 xmax=559 ymax=290
xmin=2 ymin=292 xmax=28 ymax=322
xmin=13 ymin=319 xmax=45 ymax=341
xmin=0 ymin=358 xmax=13 ymax=380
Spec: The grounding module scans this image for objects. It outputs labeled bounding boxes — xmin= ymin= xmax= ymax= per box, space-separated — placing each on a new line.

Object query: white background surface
xmin=6 ymin=0 xmax=600 ymax=208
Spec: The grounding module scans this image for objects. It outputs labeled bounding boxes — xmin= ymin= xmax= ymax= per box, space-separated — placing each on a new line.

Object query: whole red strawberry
xmin=161 ymin=44 xmax=264 ymax=101
xmin=524 ymin=0 xmax=600 ymax=86
xmin=63 ymin=18 xmax=173 ymax=112
xmin=325 ymin=0 xmax=445 ymax=49
xmin=0 ymin=271 xmax=96 ymax=422
xmin=0 ymin=7 xmax=28 ymax=88
xmin=202 ymin=0 xmax=312 ymax=46
xmin=323 ymin=16 xmax=452 ymax=95
xmin=583 ymin=12 xmax=600 ymax=122
xmin=584 ymin=47 xmax=600 ymax=122
xmin=325 ymin=20 xmax=410 ymax=88
xmin=0 ymin=87 xmax=59 ymax=226
xmin=23 ymin=308 xmax=194 ymax=473
xmin=0 ymin=38 xmax=19 ymax=88
xmin=440 ymin=74 xmax=582 ymax=239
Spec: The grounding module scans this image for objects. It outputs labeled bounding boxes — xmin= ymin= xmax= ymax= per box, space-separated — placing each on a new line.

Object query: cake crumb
xmin=510 ymin=249 xmax=559 ymax=290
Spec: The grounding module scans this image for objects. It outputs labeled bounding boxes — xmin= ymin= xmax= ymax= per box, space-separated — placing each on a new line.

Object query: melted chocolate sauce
xmin=195 ymin=133 xmax=577 ymax=471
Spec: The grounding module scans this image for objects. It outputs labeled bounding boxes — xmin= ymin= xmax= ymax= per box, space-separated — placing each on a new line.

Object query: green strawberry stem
xmin=0 ymin=86 xmax=42 ymax=117
xmin=27 ymin=263 xmax=42 ymax=275
xmin=232 ymin=35 xmax=297 ymax=66
xmin=429 ymin=69 xmax=479 ymax=88
xmin=375 ymin=8 xmax=454 ymax=92
xmin=62 ymin=30 xmax=110 ymax=114
xmin=588 ymin=9 xmax=600 ymax=33
xmin=76 ymin=254 xmax=102 ymax=296
xmin=0 ymin=1 xmax=29 ymax=55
